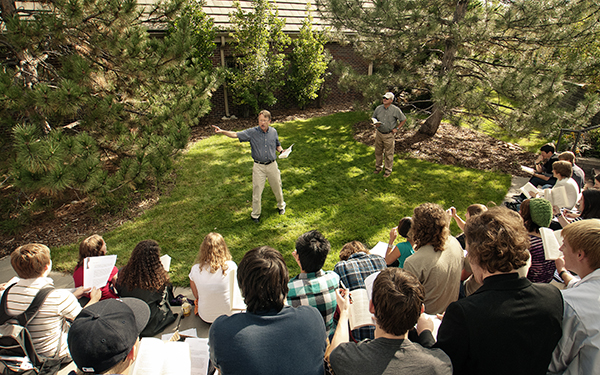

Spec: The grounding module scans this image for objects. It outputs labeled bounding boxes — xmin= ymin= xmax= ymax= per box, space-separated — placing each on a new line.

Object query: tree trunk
xmin=415 ymin=0 xmax=469 ymax=139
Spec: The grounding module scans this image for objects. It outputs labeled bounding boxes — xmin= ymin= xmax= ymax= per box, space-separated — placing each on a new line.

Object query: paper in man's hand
xmin=278 ymin=144 xmax=294 ymax=159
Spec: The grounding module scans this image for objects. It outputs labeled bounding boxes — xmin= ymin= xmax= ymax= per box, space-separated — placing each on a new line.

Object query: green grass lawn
xmin=51 ymin=111 xmax=511 ymax=285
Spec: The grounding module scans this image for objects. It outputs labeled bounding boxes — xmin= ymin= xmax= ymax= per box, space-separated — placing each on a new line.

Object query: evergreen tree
xmin=287 ymin=6 xmax=331 ymax=109
xmin=228 ymin=0 xmax=290 ymax=115
xmin=316 ymin=0 xmax=600 ymax=141
xmin=0 ymin=0 xmax=219 ymax=199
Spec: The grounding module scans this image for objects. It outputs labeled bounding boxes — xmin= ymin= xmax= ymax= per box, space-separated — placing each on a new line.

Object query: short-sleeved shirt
xmin=372 ymin=104 xmax=406 ymax=133
xmin=209 ymin=305 xmax=327 ymax=375
xmin=287 ymin=270 xmax=339 ymax=335
xmin=5 ymin=277 xmax=82 ymax=358
xmin=188 ymin=260 xmax=238 ymax=323
xmin=237 ymin=126 xmax=281 ymax=163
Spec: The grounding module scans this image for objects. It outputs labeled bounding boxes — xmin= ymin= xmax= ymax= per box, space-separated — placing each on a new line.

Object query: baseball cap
xmin=383 ymin=92 xmax=395 ymax=100
xmin=68 ymin=298 xmax=150 ymax=373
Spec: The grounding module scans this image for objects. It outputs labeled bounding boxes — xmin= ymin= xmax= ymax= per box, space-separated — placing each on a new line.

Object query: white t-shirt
xmin=5 ymin=277 xmax=81 ymax=358
xmin=188 ymin=260 xmax=238 ymax=323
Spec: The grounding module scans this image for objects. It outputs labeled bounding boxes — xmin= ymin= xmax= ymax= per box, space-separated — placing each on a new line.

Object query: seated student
xmin=550 ymin=160 xmax=580 ymax=210
xmin=188 ymin=232 xmax=240 ymax=323
xmin=209 ymin=246 xmax=327 ymax=375
xmin=67 ymin=298 xmax=150 ymax=375
xmin=384 ymin=217 xmax=414 ymax=267
xmin=115 ymin=240 xmax=176 ymax=337
xmin=333 ymin=241 xmax=386 ymax=341
xmin=429 ymin=207 xmax=563 ymax=375
xmin=529 ymin=143 xmax=559 ymax=188
xmin=558 ymin=188 xmax=600 ymax=227
xmin=327 ymin=268 xmax=452 ymax=375
xmin=403 ymin=203 xmax=464 ymax=314
xmin=449 ymin=204 xmax=487 ymax=249
xmin=549 ymin=219 xmax=600 ymax=374
xmin=73 ymin=234 xmax=119 ymax=302
xmin=5 ymin=243 xmax=101 ymax=363
xmin=519 ymin=198 xmax=556 ymax=283
xmin=287 ymin=230 xmax=339 ymax=335
xmin=558 ymin=151 xmax=585 ymax=191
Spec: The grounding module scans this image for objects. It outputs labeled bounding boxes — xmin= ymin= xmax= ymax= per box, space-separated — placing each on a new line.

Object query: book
xmin=346 ymin=288 xmax=374 ymax=330
xmin=520 ymin=165 xmax=535 ymax=175
xmin=130 ymin=338 xmax=191 ymax=375
xmin=278 ymin=144 xmax=294 ymax=159
xmin=539 ymin=228 xmax=563 ymax=260
xmin=83 ymin=255 xmax=117 ymax=289
xmin=520 ymin=183 xmax=569 ymax=208
xmin=371 ymin=118 xmax=382 ymax=127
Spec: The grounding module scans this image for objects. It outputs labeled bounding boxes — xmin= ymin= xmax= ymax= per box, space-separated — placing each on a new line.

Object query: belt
xmin=254 ymin=160 xmax=274 ymax=165
xmin=378 ymin=129 xmax=392 ymax=134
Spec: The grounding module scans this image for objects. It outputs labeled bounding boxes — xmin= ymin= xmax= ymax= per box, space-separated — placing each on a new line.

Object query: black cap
xmin=68 ymin=298 xmax=150 ymax=373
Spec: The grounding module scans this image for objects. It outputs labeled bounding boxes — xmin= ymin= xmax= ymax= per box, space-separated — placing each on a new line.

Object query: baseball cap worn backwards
xmin=68 ymin=298 xmax=150 ymax=374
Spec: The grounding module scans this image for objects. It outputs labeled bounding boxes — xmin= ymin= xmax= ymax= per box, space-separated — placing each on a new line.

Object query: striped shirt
xmin=4 ymin=277 xmax=81 ymax=358
xmin=287 ymin=270 xmax=339 ymax=336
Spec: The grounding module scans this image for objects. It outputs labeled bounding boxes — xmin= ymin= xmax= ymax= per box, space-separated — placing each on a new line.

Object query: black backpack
xmin=0 ymin=284 xmax=64 ymax=375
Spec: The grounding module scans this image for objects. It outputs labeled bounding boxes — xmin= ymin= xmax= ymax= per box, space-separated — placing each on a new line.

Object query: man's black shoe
xmin=251 ymin=216 xmax=260 ymax=223
xmin=278 ymin=207 xmax=285 ymax=215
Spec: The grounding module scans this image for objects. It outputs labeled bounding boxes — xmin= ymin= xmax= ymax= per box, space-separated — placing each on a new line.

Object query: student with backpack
xmin=1 ymin=243 xmax=100 ymax=373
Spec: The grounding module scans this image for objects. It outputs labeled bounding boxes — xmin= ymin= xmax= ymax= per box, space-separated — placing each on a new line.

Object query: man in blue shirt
xmin=213 ymin=110 xmax=286 ymax=223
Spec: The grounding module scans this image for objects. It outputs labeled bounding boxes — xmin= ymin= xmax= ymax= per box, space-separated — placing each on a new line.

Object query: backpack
xmin=0 ymin=284 xmax=64 ymax=375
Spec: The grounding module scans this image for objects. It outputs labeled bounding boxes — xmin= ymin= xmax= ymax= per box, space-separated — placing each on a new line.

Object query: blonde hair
xmin=195 ymin=232 xmax=232 ymax=274
xmin=562 ymin=219 xmax=600 ymax=269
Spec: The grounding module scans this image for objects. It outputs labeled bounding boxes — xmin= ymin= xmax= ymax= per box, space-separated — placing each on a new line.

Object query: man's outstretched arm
xmin=212 ymin=125 xmax=238 ymax=139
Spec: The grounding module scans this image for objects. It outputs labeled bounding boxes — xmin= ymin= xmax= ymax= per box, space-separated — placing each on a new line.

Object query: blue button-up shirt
xmin=237 ymin=126 xmax=281 ymax=163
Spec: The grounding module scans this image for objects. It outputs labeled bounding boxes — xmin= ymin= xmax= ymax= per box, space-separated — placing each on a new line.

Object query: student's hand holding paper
xmin=416 ymin=312 xmax=434 ymax=335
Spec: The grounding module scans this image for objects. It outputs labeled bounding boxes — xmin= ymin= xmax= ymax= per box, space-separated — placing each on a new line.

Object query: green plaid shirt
xmin=287 ymin=270 xmax=339 ymax=335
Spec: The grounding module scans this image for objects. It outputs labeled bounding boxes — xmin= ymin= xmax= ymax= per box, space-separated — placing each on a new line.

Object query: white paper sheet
xmin=83 ymin=255 xmax=117 ymax=289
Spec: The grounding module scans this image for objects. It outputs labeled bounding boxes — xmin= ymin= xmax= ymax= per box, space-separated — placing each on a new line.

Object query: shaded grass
xmin=51 ymin=111 xmax=511 ymax=285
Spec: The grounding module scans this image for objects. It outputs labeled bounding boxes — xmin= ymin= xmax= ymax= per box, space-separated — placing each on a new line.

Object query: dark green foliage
xmin=228 ymin=0 xmax=291 ymax=115
xmin=1 ymin=0 xmax=220 ymax=200
xmin=286 ymin=8 xmax=331 ymax=109
xmin=316 ymin=0 xmax=600 ymax=138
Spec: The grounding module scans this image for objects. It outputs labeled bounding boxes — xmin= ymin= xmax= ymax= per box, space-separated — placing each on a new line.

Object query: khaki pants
xmin=251 ymin=161 xmax=285 ymax=219
xmin=374 ymin=130 xmax=395 ymax=173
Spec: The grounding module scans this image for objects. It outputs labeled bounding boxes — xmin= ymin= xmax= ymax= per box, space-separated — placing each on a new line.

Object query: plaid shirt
xmin=287 ymin=270 xmax=339 ymax=335
xmin=334 ymin=252 xmax=387 ymax=341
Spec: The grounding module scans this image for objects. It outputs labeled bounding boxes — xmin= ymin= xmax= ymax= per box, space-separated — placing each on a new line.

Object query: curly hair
xmin=76 ymin=234 xmax=106 ymax=270
xmin=339 ymin=241 xmax=369 ymax=261
xmin=409 ymin=203 xmax=449 ymax=252
xmin=118 ymin=240 xmax=170 ymax=292
xmin=195 ymin=232 xmax=232 ymax=274
xmin=465 ymin=207 xmax=530 ymax=274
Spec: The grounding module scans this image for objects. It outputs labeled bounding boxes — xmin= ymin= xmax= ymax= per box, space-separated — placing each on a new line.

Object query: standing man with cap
xmin=372 ymin=92 xmax=406 ymax=178
xmin=67 ymin=298 xmax=150 ymax=375
xmin=213 ymin=110 xmax=286 ymax=223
